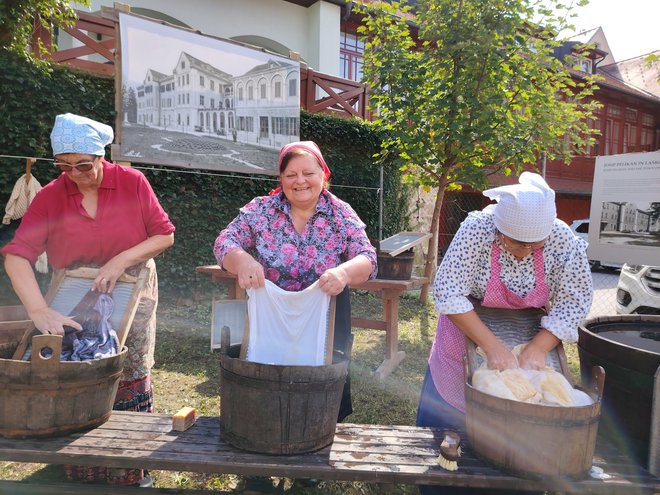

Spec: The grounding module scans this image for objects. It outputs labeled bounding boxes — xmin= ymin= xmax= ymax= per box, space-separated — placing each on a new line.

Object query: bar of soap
xmin=172 ymin=406 xmax=197 ymax=431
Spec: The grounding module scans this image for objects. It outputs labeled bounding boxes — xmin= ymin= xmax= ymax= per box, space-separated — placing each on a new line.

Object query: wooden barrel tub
xmin=578 ymin=314 xmax=660 ymax=468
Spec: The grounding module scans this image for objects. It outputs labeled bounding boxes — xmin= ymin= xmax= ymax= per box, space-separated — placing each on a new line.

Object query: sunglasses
xmin=498 ymin=232 xmax=547 ymax=252
xmin=53 ymin=159 xmax=96 ymax=172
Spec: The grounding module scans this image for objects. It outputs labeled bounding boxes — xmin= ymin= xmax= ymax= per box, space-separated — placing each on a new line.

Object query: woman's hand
xmin=318 ymin=266 xmax=349 ymax=295
xmin=518 ymin=343 xmax=549 ymax=370
xmin=28 ymin=306 xmax=82 ymax=336
xmin=519 ymin=328 xmax=560 ymax=370
xmin=236 ymin=258 xmax=265 ymax=289
xmin=483 ymin=341 xmax=518 ymax=370
xmin=94 ymin=259 xmax=126 ymax=293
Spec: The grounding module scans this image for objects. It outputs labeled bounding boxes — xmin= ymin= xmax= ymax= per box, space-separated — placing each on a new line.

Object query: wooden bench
xmin=196 ymin=264 xmax=428 ymax=379
xmin=0 ymin=411 xmax=658 ymax=494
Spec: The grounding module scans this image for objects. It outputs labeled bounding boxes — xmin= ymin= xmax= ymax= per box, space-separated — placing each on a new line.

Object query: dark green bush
xmin=0 ymin=49 xmax=410 ymax=296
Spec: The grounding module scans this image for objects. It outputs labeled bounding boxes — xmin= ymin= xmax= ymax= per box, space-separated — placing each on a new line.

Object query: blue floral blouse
xmin=214 ymin=190 xmax=377 ymax=291
xmin=433 ymin=211 xmax=593 ymax=342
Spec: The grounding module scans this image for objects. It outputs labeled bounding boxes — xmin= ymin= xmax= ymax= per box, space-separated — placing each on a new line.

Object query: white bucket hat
xmin=483 ymin=172 xmax=556 ymax=242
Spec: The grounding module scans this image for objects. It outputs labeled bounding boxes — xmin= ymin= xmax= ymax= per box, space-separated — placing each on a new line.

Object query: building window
xmin=186 ymin=74 xmax=190 ymax=85
xmin=571 ymin=56 xmax=592 ymax=74
xmin=274 ymin=81 xmax=282 ymax=98
xmin=211 ymin=80 xmax=215 ymax=91
xmin=260 ymin=83 xmax=266 ymax=99
xmin=200 ymin=95 xmax=205 ymax=106
xmin=200 ymin=75 xmax=205 ymax=87
xmin=181 ymin=61 xmax=185 ymax=69
xmin=288 ymin=78 xmax=297 ymax=97
xmin=605 ymin=119 xmax=621 ymax=155
xmin=248 ymin=85 xmax=254 ymax=100
xmin=340 ymin=30 xmax=364 ymax=81
xmin=211 ymin=98 xmax=215 ymax=109
xmin=607 ymin=104 xmax=621 ymax=118
xmin=238 ymin=87 xmax=244 ymax=101
xmin=623 ymin=123 xmax=636 ymax=153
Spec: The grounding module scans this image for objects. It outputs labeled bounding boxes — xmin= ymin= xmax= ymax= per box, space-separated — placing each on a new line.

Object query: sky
xmin=567 ymin=0 xmax=660 ymax=61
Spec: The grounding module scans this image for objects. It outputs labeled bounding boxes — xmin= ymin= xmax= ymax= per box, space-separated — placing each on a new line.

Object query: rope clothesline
xmin=0 ymin=154 xmax=380 ymax=192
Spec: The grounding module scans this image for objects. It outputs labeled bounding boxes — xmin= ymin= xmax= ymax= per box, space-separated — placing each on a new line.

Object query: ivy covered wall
xmin=0 ymin=49 xmax=410 ymax=296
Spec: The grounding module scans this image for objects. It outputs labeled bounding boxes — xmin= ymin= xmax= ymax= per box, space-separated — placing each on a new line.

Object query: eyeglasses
xmin=53 ymin=159 xmax=96 ymax=172
xmin=498 ymin=232 xmax=547 ymax=252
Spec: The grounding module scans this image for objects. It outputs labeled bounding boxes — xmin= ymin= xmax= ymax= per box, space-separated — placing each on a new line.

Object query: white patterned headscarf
xmin=482 ymin=172 xmax=556 ymax=242
xmin=50 ymin=113 xmax=114 ymax=156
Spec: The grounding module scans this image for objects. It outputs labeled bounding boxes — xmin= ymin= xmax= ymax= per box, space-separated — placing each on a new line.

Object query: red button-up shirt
xmin=1 ymin=161 xmax=174 ymax=269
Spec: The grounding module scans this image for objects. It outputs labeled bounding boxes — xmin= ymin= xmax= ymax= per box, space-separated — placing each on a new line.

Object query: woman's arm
xmin=221 ymin=248 xmax=265 ymax=289
xmin=4 ymin=254 xmax=81 ymax=335
xmin=94 ymin=233 xmax=174 ymax=293
xmin=318 ymin=254 xmax=373 ymax=295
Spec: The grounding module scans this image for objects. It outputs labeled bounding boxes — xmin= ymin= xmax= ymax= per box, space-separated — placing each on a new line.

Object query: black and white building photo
xmin=117 ymin=12 xmax=300 ymax=175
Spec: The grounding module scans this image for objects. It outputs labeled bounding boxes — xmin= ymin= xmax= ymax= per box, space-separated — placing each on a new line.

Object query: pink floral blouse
xmin=214 ymin=191 xmax=377 ymax=291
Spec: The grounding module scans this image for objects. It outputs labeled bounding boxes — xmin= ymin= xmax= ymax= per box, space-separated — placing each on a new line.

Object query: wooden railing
xmin=301 ymin=68 xmax=371 ymax=120
xmin=32 ymin=11 xmax=371 ymax=120
xmin=32 ymin=12 xmax=115 ymax=77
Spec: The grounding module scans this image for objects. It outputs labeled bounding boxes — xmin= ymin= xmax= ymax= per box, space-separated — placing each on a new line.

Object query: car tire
xmin=589 ymin=260 xmax=601 ymax=271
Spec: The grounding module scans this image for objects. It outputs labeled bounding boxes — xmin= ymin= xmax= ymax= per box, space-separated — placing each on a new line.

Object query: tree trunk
xmin=419 ymin=184 xmax=447 ymax=303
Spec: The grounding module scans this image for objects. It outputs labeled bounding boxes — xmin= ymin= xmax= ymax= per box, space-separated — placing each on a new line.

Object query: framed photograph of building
xmin=116 ymin=12 xmax=300 ymax=175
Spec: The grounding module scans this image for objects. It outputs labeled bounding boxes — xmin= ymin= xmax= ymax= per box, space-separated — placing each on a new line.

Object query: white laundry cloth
xmin=3 ymin=174 xmax=42 ymax=224
xmin=2 ymin=173 xmax=49 ymax=273
xmin=246 ymin=280 xmax=331 ymax=366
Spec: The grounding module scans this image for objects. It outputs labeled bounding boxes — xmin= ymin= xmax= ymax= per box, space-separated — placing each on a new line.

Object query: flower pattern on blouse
xmin=433 ymin=211 xmax=593 ymax=342
xmin=214 ymin=190 xmax=377 ymax=291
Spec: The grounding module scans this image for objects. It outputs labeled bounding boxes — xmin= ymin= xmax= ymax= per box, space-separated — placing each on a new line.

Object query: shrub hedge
xmin=0 ymin=49 xmax=410 ymax=295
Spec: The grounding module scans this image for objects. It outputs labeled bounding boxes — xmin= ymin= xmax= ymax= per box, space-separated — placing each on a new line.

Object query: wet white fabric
xmin=246 ymin=280 xmax=330 ymax=366
xmin=483 ymin=171 xmax=556 ymax=242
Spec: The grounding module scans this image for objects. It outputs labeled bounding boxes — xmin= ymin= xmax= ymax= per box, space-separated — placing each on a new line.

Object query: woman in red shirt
xmin=2 ymin=113 xmax=175 ymax=486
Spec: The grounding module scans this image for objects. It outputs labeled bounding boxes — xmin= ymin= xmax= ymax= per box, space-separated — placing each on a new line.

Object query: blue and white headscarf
xmin=50 ymin=113 xmax=114 ymax=156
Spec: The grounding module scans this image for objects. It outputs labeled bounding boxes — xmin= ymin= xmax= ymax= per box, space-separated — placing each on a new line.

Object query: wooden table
xmin=196 ymin=265 xmax=428 ymax=379
xmin=0 ymin=411 xmax=657 ymax=494
xmin=350 ymin=276 xmax=428 ymax=379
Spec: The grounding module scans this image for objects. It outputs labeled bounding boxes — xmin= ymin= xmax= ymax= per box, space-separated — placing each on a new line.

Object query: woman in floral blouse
xmin=214 ymin=140 xmax=377 ymax=421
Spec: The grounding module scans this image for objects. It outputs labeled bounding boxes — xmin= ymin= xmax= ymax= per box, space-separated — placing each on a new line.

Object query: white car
xmin=616 ymin=264 xmax=660 ymax=315
xmin=569 ymin=219 xmax=622 ymax=270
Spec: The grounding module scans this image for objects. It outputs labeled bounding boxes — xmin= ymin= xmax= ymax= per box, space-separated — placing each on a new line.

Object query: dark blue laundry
xmin=61 ymin=292 xmax=119 ymax=361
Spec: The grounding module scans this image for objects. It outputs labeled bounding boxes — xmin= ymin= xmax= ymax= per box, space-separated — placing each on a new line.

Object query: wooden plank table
xmin=196 ymin=265 xmax=427 ymax=379
xmin=349 ymin=276 xmax=428 ymax=379
xmin=0 ymin=411 xmax=657 ymax=494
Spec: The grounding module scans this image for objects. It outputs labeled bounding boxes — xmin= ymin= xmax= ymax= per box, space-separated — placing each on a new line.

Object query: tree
xmin=356 ymin=0 xmax=600 ymax=301
xmin=122 ymin=84 xmax=138 ymax=123
xmin=0 ymin=0 xmax=89 ymax=56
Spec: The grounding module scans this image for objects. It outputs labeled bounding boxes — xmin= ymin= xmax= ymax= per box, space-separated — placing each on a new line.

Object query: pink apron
xmin=428 ymin=241 xmax=549 ymax=412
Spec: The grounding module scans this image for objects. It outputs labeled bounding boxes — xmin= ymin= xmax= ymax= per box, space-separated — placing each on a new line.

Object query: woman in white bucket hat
xmin=417 ymin=172 xmax=592 ymax=494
